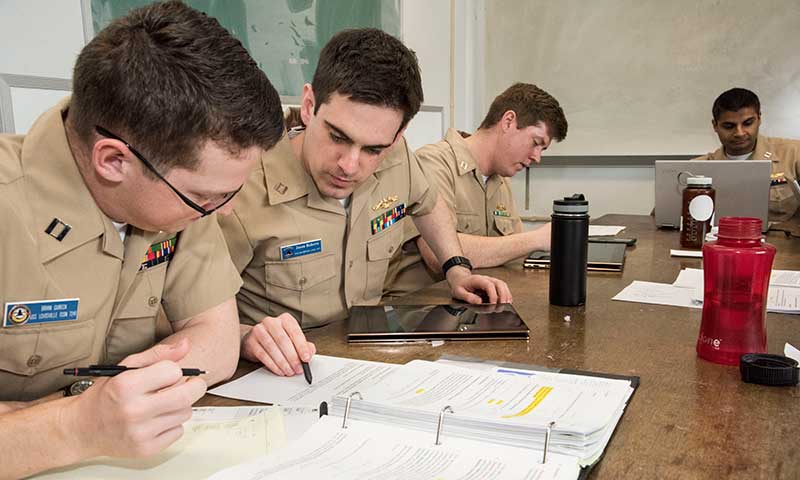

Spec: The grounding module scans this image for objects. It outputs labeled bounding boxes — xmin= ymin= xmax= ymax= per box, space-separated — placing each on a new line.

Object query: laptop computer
xmin=654 ymin=160 xmax=771 ymax=232
xmin=524 ymin=242 xmax=627 ymax=272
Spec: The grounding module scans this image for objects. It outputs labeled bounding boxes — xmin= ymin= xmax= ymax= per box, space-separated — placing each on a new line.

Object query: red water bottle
xmin=697 ymin=217 xmax=775 ymax=365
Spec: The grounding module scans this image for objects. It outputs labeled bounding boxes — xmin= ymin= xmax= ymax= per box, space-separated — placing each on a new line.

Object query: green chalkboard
xmin=90 ymin=0 xmax=401 ymax=97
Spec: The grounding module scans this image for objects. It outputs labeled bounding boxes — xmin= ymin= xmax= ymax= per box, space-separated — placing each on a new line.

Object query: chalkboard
xmin=90 ymin=0 xmax=401 ymax=97
xmin=485 ymin=0 xmax=800 ymax=157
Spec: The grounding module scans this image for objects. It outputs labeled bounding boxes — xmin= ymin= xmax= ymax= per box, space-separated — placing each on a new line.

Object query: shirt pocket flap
xmin=367 ymin=226 xmax=402 ymax=261
xmin=494 ymin=216 xmax=516 ymax=236
xmin=456 ymin=211 xmax=480 ymax=234
xmin=265 ymin=253 xmax=336 ymax=291
xmin=115 ymin=265 xmax=167 ymax=319
xmin=0 ymin=319 xmax=95 ymax=376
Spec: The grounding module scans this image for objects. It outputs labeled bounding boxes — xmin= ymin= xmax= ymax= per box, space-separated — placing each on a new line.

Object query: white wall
xmin=0 ymin=0 xmax=84 ymax=78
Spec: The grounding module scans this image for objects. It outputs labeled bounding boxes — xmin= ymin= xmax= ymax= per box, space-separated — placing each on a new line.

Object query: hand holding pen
xmin=64 ymin=365 xmax=206 ymax=377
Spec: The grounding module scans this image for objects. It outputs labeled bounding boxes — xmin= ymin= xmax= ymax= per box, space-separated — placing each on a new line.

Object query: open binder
xmin=210 ymin=359 xmax=638 ymax=480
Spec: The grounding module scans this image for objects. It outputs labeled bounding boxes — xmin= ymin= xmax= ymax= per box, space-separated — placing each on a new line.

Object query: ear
xmin=500 ymin=110 xmax=517 ymax=132
xmin=91 ymin=138 xmax=132 ymax=184
xmin=300 ymin=83 xmax=315 ymax=126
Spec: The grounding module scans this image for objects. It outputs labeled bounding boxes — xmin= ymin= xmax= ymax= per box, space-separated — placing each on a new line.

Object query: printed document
xmin=208 ymin=416 xmax=581 ymax=480
xmin=209 ymin=354 xmax=398 ymax=406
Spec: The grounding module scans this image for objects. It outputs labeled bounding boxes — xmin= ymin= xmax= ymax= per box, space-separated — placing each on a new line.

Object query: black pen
xmin=301 ymin=361 xmax=313 ymax=385
xmin=63 ymin=365 xmax=206 ymax=377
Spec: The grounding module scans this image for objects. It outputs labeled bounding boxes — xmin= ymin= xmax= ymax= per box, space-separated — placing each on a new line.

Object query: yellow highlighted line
xmin=415 ymin=388 xmax=425 ymax=394
xmin=501 ymin=386 xmax=553 ymax=418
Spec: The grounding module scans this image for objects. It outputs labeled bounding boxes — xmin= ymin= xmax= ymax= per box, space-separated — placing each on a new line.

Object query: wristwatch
xmin=63 ymin=379 xmax=94 ymax=397
xmin=442 ymin=256 xmax=473 ymax=276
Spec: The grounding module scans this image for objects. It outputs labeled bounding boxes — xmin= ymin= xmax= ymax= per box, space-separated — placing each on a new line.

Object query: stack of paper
xmin=329 ymin=360 xmax=634 ymax=467
xmin=209 ymin=416 xmax=581 ymax=480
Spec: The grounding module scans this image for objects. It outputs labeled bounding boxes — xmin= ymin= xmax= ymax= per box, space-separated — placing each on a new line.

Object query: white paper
xmin=33 ymin=408 xmax=284 ymax=480
xmin=191 ymin=405 xmax=321 ymax=443
xmin=588 ymin=225 xmax=625 ymax=236
xmin=670 ymin=249 xmax=703 ymax=258
xmin=208 ymin=416 xmax=581 ymax=480
xmin=670 ymin=269 xmax=800 ymax=314
xmin=612 ymin=281 xmax=702 ymax=309
xmin=209 ymin=355 xmax=398 ymax=406
xmin=784 ymin=343 xmax=800 ymax=363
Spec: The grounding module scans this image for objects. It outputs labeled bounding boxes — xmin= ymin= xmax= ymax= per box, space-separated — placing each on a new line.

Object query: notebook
xmin=524 ymin=242 xmax=627 ymax=272
xmin=654 ymin=160 xmax=771 ymax=232
xmin=347 ymin=303 xmax=529 ymax=343
xmin=209 ymin=358 xmax=639 ymax=480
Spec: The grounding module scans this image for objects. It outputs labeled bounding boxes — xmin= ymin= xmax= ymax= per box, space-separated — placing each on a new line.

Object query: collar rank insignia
xmin=493 ymin=204 xmax=510 ymax=217
xmin=370 ymin=203 xmax=406 ymax=235
xmin=140 ymin=236 xmax=177 ymax=271
xmin=372 ymin=195 xmax=399 ymax=211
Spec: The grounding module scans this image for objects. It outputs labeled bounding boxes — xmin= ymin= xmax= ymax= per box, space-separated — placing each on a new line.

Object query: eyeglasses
xmin=95 ymin=126 xmax=242 ymax=217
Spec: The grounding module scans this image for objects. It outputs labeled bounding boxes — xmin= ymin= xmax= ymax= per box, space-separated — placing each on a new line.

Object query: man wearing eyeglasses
xmin=0 ymin=2 xmax=283 ymax=476
xmin=219 ymin=28 xmax=512 ymax=378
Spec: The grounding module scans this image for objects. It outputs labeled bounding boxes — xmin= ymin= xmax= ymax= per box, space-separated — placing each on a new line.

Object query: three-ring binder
xmin=341 ymin=391 xmax=362 ymax=429
xmin=434 ymin=405 xmax=453 ymax=446
xmin=541 ymin=421 xmax=556 ymax=464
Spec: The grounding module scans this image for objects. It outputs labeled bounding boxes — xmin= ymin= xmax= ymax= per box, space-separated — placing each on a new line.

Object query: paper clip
xmin=541 ymin=421 xmax=556 ymax=464
xmin=434 ymin=405 xmax=454 ymax=446
xmin=341 ymin=391 xmax=362 ymax=429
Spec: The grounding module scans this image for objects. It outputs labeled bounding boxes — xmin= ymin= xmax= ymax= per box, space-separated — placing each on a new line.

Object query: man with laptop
xmin=695 ymin=88 xmax=800 ymax=222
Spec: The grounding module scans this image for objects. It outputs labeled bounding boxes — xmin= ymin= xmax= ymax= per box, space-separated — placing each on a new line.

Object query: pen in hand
xmin=301 ymin=361 xmax=313 ymax=385
xmin=63 ymin=365 xmax=206 ymax=377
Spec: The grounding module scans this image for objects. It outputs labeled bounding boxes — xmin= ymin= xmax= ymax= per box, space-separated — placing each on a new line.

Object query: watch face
xmin=68 ymin=379 xmax=94 ymax=396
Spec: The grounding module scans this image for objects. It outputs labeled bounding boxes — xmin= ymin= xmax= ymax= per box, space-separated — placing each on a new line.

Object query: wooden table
xmin=200 ymin=215 xmax=800 ymax=479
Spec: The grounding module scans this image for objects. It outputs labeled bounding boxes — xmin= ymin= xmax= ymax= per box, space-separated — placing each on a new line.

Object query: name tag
xmin=4 ymin=298 xmax=79 ymax=327
xmin=280 ymin=239 xmax=322 ymax=260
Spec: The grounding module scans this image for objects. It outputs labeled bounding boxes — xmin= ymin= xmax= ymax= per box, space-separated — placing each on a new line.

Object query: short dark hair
xmin=478 ymin=83 xmax=568 ymax=142
xmin=712 ymin=88 xmax=761 ymax=121
xmin=71 ymin=1 xmax=283 ymax=174
xmin=312 ymin=28 xmax=423 ymax=131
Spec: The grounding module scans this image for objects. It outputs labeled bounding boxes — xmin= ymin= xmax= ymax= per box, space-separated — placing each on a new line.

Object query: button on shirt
xmin=0 ymin=100 xmax=242 ymax=401
xmin=219 ymin=132 xmax=437 ymax=328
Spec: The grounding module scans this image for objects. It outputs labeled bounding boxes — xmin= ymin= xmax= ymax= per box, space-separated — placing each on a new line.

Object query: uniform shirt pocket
xmin=493 ymin=216 xmax=517 ymax=236
xmin=0 ymin=318 xmax=95 ymax=376
xmin=264 ymin=253 xmax=336 ymax=324
xmin=364 ymin=224 xmax=403 ymax=302
xmin=106 ymin=263 xmax=167 ymax=364
xmin=769 ymin=183 xmax=799 ymax=218
xmin=456 ymin=211 xmax=482 ymax=234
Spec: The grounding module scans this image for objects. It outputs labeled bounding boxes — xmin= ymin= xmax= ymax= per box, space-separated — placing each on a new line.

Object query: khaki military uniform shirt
xmin=694 ymin=135 xmax=800 ymax=222
xmin=219 ymin=131 xmax=437 ymax=328
xmin=384 ymin=128 xmax=522 ymax=297
xmin=0 ymin=101 xmax=242 ymax=401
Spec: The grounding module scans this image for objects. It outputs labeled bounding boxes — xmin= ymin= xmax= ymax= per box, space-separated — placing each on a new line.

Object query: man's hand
xmin=67 ymin=339 xmax=206 ymax=459
xmin=240 ymin=313 xmax=317 ymax=377
xmin=445 ymin=266 xmax=513 ymax=304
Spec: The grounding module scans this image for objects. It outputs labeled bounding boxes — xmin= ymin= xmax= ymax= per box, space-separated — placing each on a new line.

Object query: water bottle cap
xmin=553 ymin=193 xmax=589 ymax=213
xmin=717 ymin=217 xmax=762 ymax=240
xmin=740 ymin=353 xmax=799 ymax=386
xmin=686 ymin=176 xmax=712 ymax=186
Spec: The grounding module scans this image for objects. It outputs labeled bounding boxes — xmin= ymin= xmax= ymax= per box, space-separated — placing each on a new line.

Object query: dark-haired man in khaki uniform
xmin=695 ymin=88 xmax=800 ymax=222
xmin=385 ymin=83 xmax=568 ymax=297
xmin=0 ymin=2 xmax=284 ymax=477
xmin=219 ymin=28 xmax=512 ymax=380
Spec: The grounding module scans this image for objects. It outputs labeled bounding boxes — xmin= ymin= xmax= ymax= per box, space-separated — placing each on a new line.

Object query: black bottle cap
xmin=553 ymin=193 xmax=589 ymax=213
xmin=739 ymin=353 xmax=799 ymax=386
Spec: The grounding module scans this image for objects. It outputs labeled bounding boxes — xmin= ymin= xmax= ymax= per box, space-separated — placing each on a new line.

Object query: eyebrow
xmin=325 ymin=120 xmax=395 ymax=150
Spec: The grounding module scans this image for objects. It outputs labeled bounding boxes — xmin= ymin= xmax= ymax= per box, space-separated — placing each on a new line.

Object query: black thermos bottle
xmin=549 ymin=194 xmax=589 ymax=306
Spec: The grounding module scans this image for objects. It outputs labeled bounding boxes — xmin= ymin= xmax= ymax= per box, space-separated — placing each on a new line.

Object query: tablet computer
xmin=524 ymin=242 xmax=626 ymax=272
xmin=347 ymin=303 xmax=528 ymax=344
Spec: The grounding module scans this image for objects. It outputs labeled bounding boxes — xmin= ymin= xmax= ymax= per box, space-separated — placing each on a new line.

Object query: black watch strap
xmin=442 ymin=256 xmax=473 ymax=275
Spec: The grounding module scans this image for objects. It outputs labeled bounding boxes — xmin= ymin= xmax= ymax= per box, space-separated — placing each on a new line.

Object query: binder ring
xmin=434 ymin=405 xmax=454 ymax=446
xmin=341 ymin=391 xmax=363 ymax=429
xmin=541 ymin=421 xmax=556 ymax=464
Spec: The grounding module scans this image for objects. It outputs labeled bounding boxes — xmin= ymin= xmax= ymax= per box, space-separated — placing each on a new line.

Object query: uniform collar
xmin=21 ymin=98 xmax=124 ymax=264
xmin=261 ymin=132 xmax=310 ymax=206
xmin=445 ymin=128 xmax=479 ymax=176
xmin=752 ymin=135 xmax=776 ymax=161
